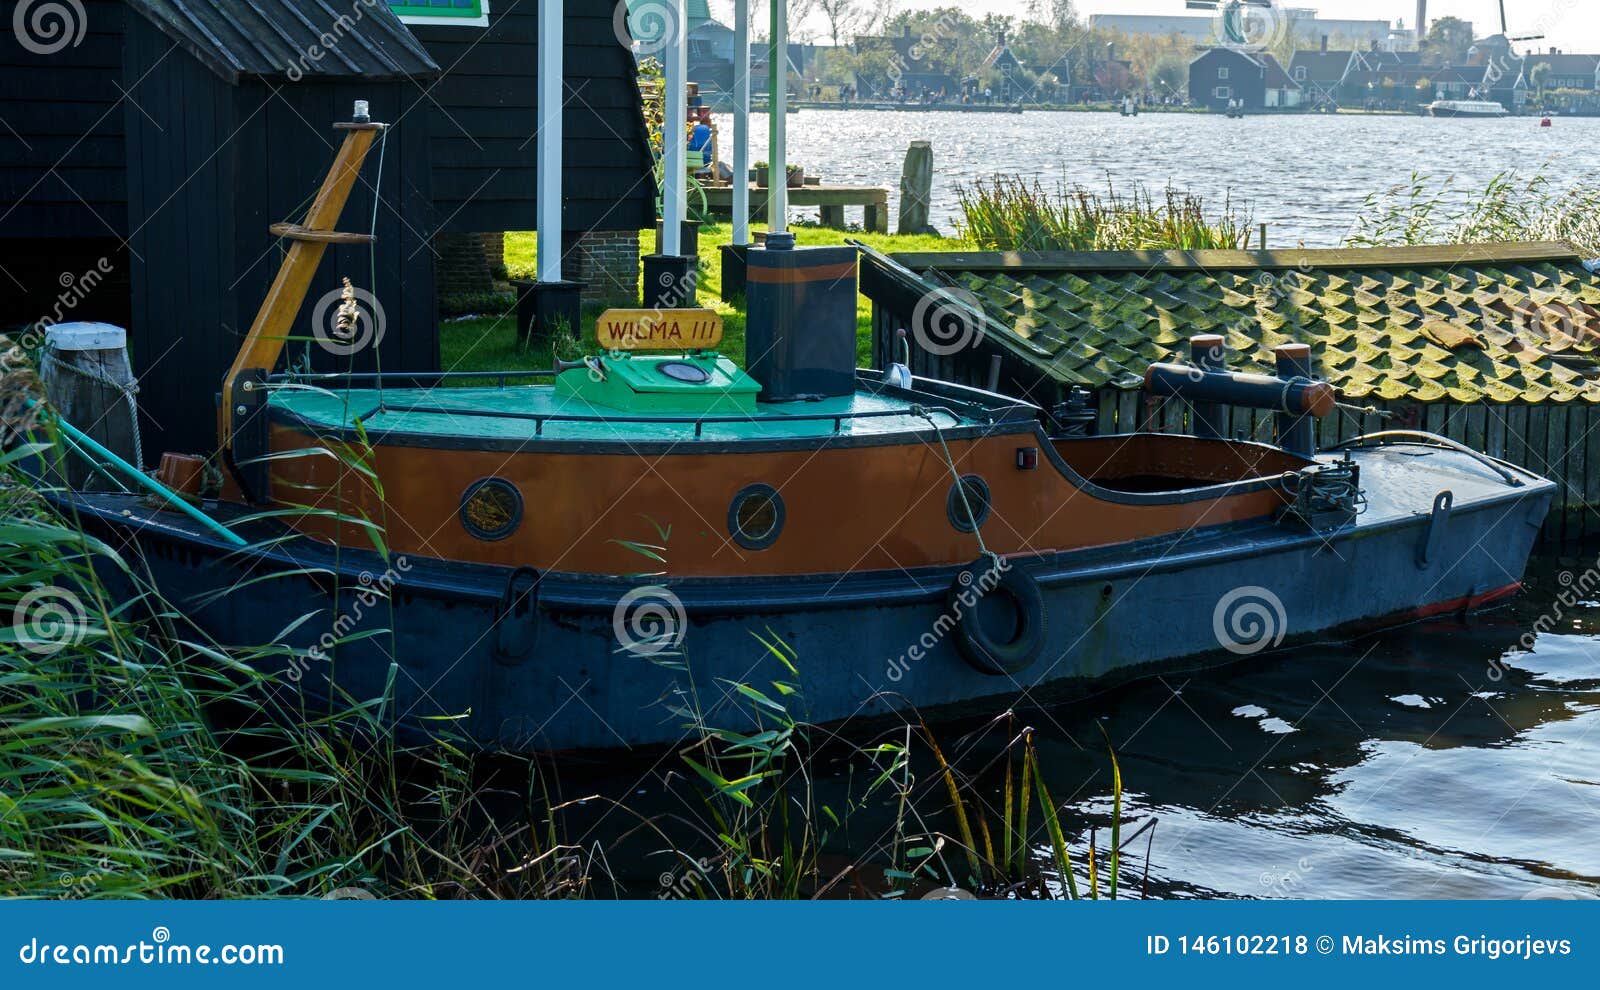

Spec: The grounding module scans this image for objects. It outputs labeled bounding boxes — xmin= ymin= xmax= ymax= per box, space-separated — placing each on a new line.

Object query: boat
xmin=1428 ymin=99 xmax=1510 ymax=118
xmin=40 ymin=109 xmax=1555 ymax=752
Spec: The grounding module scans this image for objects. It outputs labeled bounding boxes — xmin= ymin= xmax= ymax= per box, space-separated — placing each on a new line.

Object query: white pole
xmin=662 ymin=0 xmax=687 ymax=256
xmin=731 ymin=0 xmax=751 ymax=246
xmin=536 ymin=0 xmax=563 ymax=282
xmin=768 ymin=0 xmax=787 ymax=234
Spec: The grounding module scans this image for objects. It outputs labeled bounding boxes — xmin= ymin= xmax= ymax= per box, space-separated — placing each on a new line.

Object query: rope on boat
xmin=38 ymin=349 xmax=142 ymax=470
xmin=1280 ymin=458 xmax=1366 ymax=528
xmin=911 ymin=405 xmax=1002 ymax=570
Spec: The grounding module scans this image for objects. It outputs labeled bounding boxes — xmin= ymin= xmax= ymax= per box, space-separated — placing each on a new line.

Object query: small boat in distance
xmin=1428 ymin=99 xmax=1510 ymax=118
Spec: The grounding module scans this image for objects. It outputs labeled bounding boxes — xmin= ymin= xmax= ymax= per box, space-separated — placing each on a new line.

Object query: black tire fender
xmin=947 ymin=558 xmax=1047 ymax=676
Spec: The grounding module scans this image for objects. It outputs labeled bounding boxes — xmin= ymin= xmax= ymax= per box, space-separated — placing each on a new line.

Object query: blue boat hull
xmin=67 ymin=444 xmax=1554 ymax=751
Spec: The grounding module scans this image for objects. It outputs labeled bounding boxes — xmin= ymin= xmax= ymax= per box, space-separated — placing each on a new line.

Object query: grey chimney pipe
xmin=1416 ymin=0 xmax=1428 ymax=46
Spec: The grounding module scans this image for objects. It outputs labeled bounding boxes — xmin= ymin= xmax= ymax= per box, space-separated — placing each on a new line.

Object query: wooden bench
xmin=702 ymin=183 xmax=890 ymax=233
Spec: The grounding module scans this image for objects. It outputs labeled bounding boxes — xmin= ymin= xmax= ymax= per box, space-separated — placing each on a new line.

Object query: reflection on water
xmin=1024 ymin=554 xmax=1600 ymax=899
xmin=720 ymin=110 xmax=1599 ymax=245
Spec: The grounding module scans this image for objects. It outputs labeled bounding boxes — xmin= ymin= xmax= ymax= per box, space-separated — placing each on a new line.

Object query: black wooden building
xmin=2 ymin=0 xmax=659 ymax=457
xmin=2 ymin=0 xmax=440 ymax=457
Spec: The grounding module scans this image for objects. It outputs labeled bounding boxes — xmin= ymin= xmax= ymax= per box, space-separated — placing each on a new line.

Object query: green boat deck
xmin=271 ymin=384 xmax=979 ymax=445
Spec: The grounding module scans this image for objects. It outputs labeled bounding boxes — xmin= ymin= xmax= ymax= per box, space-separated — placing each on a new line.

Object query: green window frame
xmin=387 ymin=1 xmax=489 ymax=27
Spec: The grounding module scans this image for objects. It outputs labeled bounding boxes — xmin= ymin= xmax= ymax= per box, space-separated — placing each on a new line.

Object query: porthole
xmin=728 ymin=483 xmax=785 ymax=551
xmin=658 ymin=360 xmax=711 ymax=384
xmin=460 ymin=477 xmax=523 ymax=542
xmin=947 ymin=475 xmax=991 ymax=533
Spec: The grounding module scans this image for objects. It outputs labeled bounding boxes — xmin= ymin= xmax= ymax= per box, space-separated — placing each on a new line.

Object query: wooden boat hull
xmin=63 ymin=444 xmax=1553 ymax=752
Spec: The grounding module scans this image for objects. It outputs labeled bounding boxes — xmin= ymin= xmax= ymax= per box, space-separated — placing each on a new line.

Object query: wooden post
xmin=41 ymin=323 xmax=139 ymax=488
xmin=897 ymin=140 xmax=934 ymax=235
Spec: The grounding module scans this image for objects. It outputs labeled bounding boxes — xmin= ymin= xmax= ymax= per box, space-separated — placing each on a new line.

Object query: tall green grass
xmin=1347 ymin=168 xmax=1600 ymax=256
xmin=957 ymin=177 xmax=1254 ymax=252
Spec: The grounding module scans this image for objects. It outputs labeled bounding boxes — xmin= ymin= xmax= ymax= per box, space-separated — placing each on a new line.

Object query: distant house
xmin=1188 ymin=49 xmax=1301 ymax=111
xmin=1341 ymin=46 xmax=1427 ymax=106
xmin=1288 ymin=45 xmax=1354 ymax=109
xmin=853 ymin=26 xmax=959 ymax=100
xmin=1520 ymin=51 xmax=1600 ymax=112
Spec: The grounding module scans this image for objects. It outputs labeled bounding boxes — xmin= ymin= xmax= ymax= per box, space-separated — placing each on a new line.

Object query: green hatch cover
xmin=555 ymin=354 xmax=763 ymax=414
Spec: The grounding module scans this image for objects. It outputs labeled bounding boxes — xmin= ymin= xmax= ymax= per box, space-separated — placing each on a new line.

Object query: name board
xmin=596 ymin=309 xmax=724 ymax=351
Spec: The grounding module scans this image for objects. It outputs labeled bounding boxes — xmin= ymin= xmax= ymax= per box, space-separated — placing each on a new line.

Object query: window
xmin=1294 ymin=66 xmax=1307 ymax=81
xmin=728 ymin=484 xmax=785 ymax=550
xmin=460 ymin=478 xmax=523 ymax=541
xmin=1218 ymin=67 xmax=1231 ymax=80
xmin=388 ymin=1 xmax=490 ymax=27
xmin=1215 ymin=86 xmax=1232 ymax=99
xmin=947 ymin=476 xmax=992 ymax=533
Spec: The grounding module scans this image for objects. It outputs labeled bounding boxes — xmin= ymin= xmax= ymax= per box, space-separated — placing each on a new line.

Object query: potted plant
xmin=754 ymin=163 xmax=806 ymax=188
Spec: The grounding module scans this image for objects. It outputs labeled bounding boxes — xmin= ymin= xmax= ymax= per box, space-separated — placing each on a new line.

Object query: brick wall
xmin=435 ymin=232 xmax=496 ymax=295
xmin=563 ymin=229 xmax=640 ymax=307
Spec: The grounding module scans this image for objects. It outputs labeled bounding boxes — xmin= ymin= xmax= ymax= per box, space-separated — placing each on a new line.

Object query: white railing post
xmin=732 ymin=0 xmax=751 ymax=245
xmin=536 ymin=0 xmax=564 ymax=281
xmin=662 ymin=0 xmax=687 ymax=256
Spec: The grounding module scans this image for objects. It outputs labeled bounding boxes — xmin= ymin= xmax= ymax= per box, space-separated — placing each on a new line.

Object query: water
xmin=573 ymin=555 xmax=1599 ymax=899
xmin=719 ymin=110 xmax=1600 ymax=245
xmin=1026 ymin=554 xmax=1600 ymax=899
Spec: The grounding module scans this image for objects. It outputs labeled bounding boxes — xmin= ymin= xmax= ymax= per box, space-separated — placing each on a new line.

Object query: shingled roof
xmin=864 ymin=243 xmax=1600 ymax=405
xmin=127 ymin=0 xmax=439 ymax=84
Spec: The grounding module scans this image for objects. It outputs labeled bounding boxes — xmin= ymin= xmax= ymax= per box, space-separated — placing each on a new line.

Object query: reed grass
xmin=957 ymin=177 xmax=1254 ymax=252
xmin=1347 ymin=168 xmax=1600 ymax=257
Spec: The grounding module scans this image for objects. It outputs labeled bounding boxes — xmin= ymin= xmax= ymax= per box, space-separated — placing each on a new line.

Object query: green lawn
xmin=439 ymin=225 xmax=963 ymax=376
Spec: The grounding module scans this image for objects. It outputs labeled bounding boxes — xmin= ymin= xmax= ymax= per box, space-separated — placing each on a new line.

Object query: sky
xmin=710 ymin=1 xmax=1600 ymax=52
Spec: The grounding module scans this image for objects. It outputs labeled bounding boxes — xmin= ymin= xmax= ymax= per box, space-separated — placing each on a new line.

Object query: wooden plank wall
xmin=407 ymin=1 xmax=656 ymax=235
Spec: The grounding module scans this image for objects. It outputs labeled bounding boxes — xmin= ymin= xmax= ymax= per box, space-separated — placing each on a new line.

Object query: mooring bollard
xmin=897 ymin=141 xmax=934 ymax=236
xmin=39 ymin=322 xmax=140 ymax=489
xmin=1189 ymin=334 xmax=1226 ymax=439
xmin=1275 ymin=343 xmax=1316 ymax=457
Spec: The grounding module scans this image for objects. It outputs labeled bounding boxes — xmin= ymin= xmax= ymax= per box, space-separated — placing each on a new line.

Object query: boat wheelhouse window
xmin=729 ymin=484 xmax=785 ymax=551
xmin=947 ymin=475 xmax=992 ymax=533
xmin=460 ymin=478 xmax=523 ymax=542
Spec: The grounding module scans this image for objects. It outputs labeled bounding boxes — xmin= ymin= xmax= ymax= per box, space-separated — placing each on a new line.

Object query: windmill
xmin=1184 ymin=1 xmax=1274 ymax=49
xmin=1495 ymin=0 xmax=1545 ymax=55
